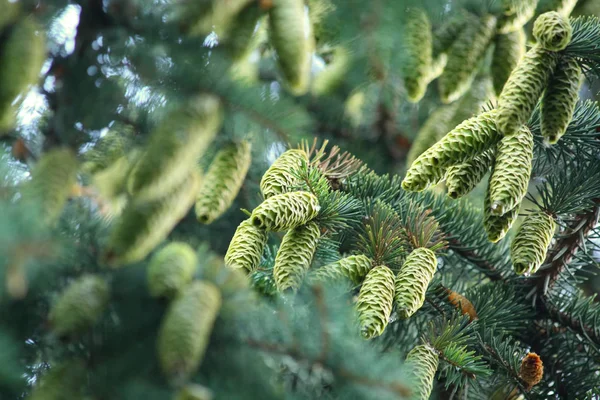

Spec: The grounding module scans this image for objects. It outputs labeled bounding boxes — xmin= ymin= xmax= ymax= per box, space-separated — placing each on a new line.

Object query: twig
xmin=447 ymin=237 xmax=504 ymax=281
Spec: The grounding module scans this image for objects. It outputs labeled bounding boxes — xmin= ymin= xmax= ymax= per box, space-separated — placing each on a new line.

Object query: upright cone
xmin=394 ymin=248 xmax=437 ymax=319
xmin=356 ymin=265 xmax=395 ymax=339
xmin=273 ymin=221 xmax=320 ymax=291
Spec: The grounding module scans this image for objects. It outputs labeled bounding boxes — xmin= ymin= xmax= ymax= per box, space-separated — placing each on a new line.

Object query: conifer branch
xmin=540 ymin=298 xmax=600 ymax=348
xmin=446 ymin=237 xmax=504 ymax=281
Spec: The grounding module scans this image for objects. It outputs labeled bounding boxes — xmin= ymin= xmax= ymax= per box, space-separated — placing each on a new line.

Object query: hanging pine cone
xmin=533 ymin=11 xmax=573 ymax=52
xmin=488 ymin=125 xmax=534 ymax=216
xmin=312 ymin=46 xmax=350 ymax=96
xmin=519 ymin=352 xmax=544 ymax=390
xmin=128 ymin=95 xmax=221 ymax=201
xmin=403 ymin=109 xmax=500 ymax=192
xmin=225 ymin=219 xmax=268 ymax=272
xmin=401 ymin=8 xmax=433 ymax=103
xmin=446 ymin=150 xmax=494 ymax=199
xmin=268 ymin=0 xmax=313 ymax=94
xmin=406 ymin=104 xmax=458 ymax=167
xmin=147 ymin=242 xmax=198 ymax=299
xmin=309 ymin=254 xmax=372 ymax=285
xmin=273 ymin=221 xmax=320 ymax=291
xmin=356 ymin=265 xmax=395 ymax=339
xmin=497 ymin=0 xmax=538 ymax=34
xmin=405 ymin=344 xmax=439 ymax=400
xmin=157 ymin=281 xmax=222 ymax=382
xmin=511 ymin=212 xmax=556 ymax=275
xmin=251 ymin=191 xmax=320 ymax=231
xmin=394 ymin=247 xmax=437 ymax=319
xmin=173 ymin=0 xmax=252 ymax=37
xmin=438 ymin=15 xmax=497 ymax=104
xmin=483 ymin=185 xmax=520 ymax=243
xmin=0 ymin=17 xmax=46 ymax=132
xmin=497 ymin=45 xmax=559 ymax=136
xmin=175 ymin=384 xmax=214 ymax=400
xmin=195 ymin=141 xmax=252 ymax=224
xmin=106 ymin=170 xmax=201 ymax=266
xmin=432 ymin=10 xmax=476 ymax=56
xmin=446 ymin=289 xmax=478 ymax=321
xmin=260 ymin=149 xmax=308 ymax=199
xmin=541 ymin=57 xmax=582 ymax=144
xmin=491 ymin=29 xmax=526 ymax=96
xmin=223 ymin=2 xmax=264 ymax=62
xmin=48 ymin=275 xmax=110 ymax=337
xmin=22 ymin=148 xmax=79 ymax=226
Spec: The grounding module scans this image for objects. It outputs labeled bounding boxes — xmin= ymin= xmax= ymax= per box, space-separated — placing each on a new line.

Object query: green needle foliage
xmin=3 ymin=2 xmax=600 ymax=399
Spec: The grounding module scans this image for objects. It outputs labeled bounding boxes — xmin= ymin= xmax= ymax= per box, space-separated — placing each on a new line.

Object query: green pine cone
xmin=406 ymin=103 xmax=459 ymax=167
xmin=541 ymin=57 xmax=582 ymax=144
xmin=273 ymin=221 xmax=320 ymax=291
xmin=23 ymin=148 xmax=78 ymax=226
xmin=497 ymin=45 xmax=559 ymax=136
xmin=26 ymin=361 xmax=86 ymax=400
xmin=483 ymin=182 xmax=519 ymax=243
xmin=251 ymin=191 xmax=320 ymax=231
xmin=511 ymin=212 xmax=556 ymax=275
xmin=446 ymin=150 xmax=495 ymax=199
xmin=157 ymin=281 xmax=222 ymax=382
xmin=147 ymin=242 xmax=198 ymax=299
xmin=309 ymin=254 xmax=372 ymax=285
xmin=128 ymin=95 xmax=221 ymax=201
xmin=260 ymin=149 xmax=309 ymax=199
xmin=497 ymin=0 xmax=538 ymax=34
xmin=0 ymin=0 xmax=19 ymax=32
xmin=223 ymin=3 xmax=264 ymax=61
xmin=176 ymin=0 xmax=252 ymax=37
xmin=106 ymin=170 xmax=201 ymax=266
xmin=312 ymin=46 xmax=351 ymax=96
xmin=438 ymin=15 xmax=497 ymax=104
xmin=224 ymin=218 xmax=268 ymax=272
xmin=394 ymin=247 xmax=437 ymax=319
xmin=49 ymin=275 xmax=110 ymax=336
xmin=0 ymin=17 xmax=46 ymax=133
xmin=401 ymin=8 xmax=433 ymax=103
xmin=405 ymin=344 xmax=440 ymax=400
xmin=533 ymin=11 xmax=573 ymax=51
xmin=175 ymin=384 xmax=214 ymax=400
xmin=269 ymin=0 xmax=314 ymax=94
xmin=82 ymin=126 xmax=134 ymax=174
xmin=402 ymin=109 xmax=501 ymax=192
xmin=356 ymin=265 xmax=395 ymax=339
xmin=488 ymin=125 xmax=533 ymax=215
xmin=195 ymin=141 xmax=252 ymax=224
xmin=491 ymin=29 xmax=526 ymax=96
xmin=544 ymin=0 xmax=579 ymax=16
xmin=432 ymin=10 xmax=476 ymax=56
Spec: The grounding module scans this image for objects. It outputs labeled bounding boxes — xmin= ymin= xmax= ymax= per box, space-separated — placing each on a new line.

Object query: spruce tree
xmin=1 ymin=1 xmax=600 ymax=399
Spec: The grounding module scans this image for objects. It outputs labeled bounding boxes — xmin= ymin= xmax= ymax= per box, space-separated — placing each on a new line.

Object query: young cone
xmin=438 ymin=15 xmax=497 ymax=104
xmin=533 ymin=11 xmax=573 ymax=51
xmin=497 ymin=45 xmax=559 ymax=136
xmin=491 ymin=29 xmax=526 ymax=96
xmin=273 ymin=221 xmax=320 ymax=291
xmin=222 ymin=2 xmax=264 ymax=62
xmin=128 ymin=95 xmax=221 ymax=201
xmin=483 ymin=185 xmax=520 ymax=243
xmin=106 ymin=170 xmax=201 ymax=266
xmin=403 ymin=109 xmax=501 ymax=192
xmin=356 ymin=265 xmax=395 ymax=339
xmin=0 ymin=17 xmax=46 ymax=132
xmin=312 ymin=46 xmax=350 ymax=96
xmin=48 ymin=275 xmax=110 ymax=337
xmin=147 ymin=242 xmax=198 ymax=299
xmin=406 ymin=104 xmax=459 ymax=167
xmin=446 ymin=150 xmax=494 ymax=199
xmin=195 ymin=141 xmax=252 ymax=224
xmin=511 ymin=212 xmax=556 ymax=275
xmin=157 ymin=281 xmax=222 ymax=383
xmin=268 ymin=0 xmax=313 ymax=94
xmin=541 ymin=57 xmax=582 ymax=144
xmin=309 ymin=254 xmax=372 ymax=285
xmin=447 ymin=289 xmax=478 ymax=321
xmin=260 ymin=148 xmax=308 ymax=199
xmin=401 ymin=8 xmax=433 ymax=103
xmin=520 ymin=352 xmax=544 ymax=390
xmin=22 ymin=148 xmax=79 ymax=226
xmin=489 ymin=125 xmax=534 ymax=216
xmin=432 ymin=9 xmax=476 ymax=56
xmin=405 ymin=344 xmax=440 ymax=400
xmin=225 ymin=219 xmax=268 ymax=272
xmin=497 ymin=0 xmax=538 ymax=34
xmin=251 ymin=191 xmax=320 ymax=231
xmin=394 ymin=247 xmax=437 ymax=319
